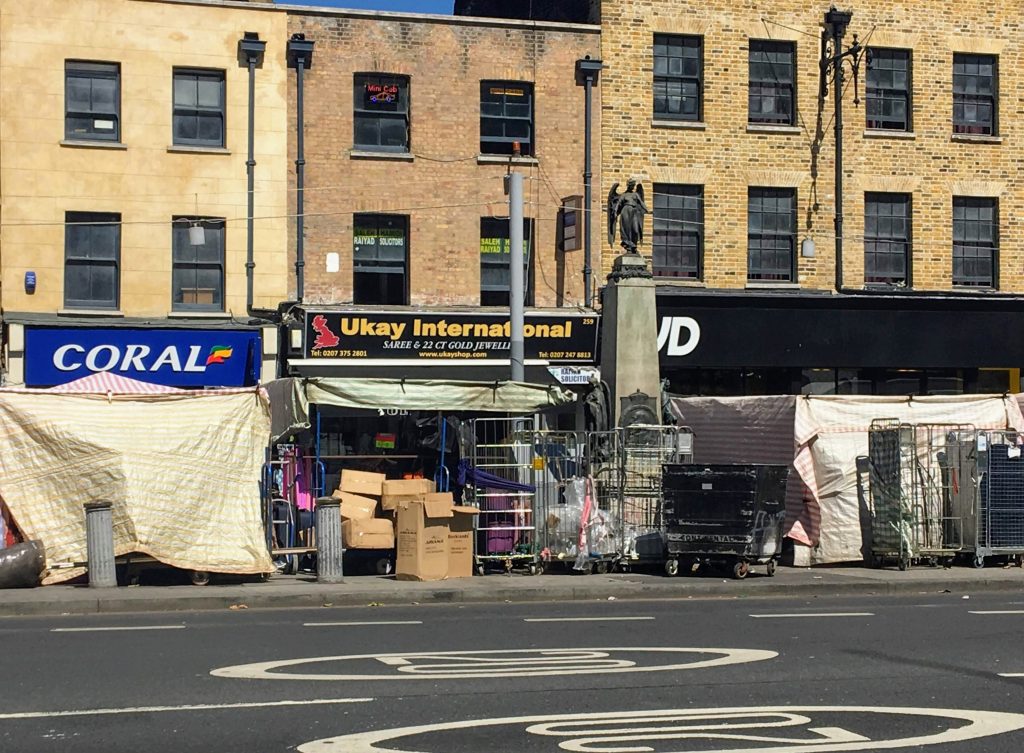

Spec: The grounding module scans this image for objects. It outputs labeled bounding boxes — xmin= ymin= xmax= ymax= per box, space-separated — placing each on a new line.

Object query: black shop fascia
xmin=281 ymin=305 xmax=601 ymax=389
xmin=656 ymin=288 xmax=1024 ymax=397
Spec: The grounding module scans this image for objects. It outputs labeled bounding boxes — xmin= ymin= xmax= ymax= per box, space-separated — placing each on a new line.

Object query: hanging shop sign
xmin=304 ymin=310 xmax=599 ymax=364
xmin=24 ymin=327 xmax=261 ymax=388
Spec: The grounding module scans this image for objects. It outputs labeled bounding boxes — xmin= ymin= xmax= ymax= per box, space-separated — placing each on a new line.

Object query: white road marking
xmin=999 ymin=673 xmax=1024 ymax=678
xmin=749 ymin=612 xmax=874 ymax=619
xmin=296 ymin=705 xmax=1024 ymax=753
xmin=0 ymin=698 xmax=373 ymax=720
xmin=210 ymin=646 xmax=778 ymax=682
xmin=523 ymin=616 xmax=654 ymax=623
xmin=970 ymin=610 xmax=1024 ymax=615
xmin=303 ymin=621 xmax=423 ymax=627
xmin=50 ymin=625 xmax=186 ymax=633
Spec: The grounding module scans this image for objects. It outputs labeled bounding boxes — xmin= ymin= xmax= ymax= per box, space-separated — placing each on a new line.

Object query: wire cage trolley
xmin=661 ymin=464 xmax=789 ymax=580
xmin=618 ymin=425 xmax=693 ymax=571
xmin=944 ymin=429 xmax=1024 ymax=569
xmin=532 ymin=430 xmax=620 ymax=574
xmin=464 ymin=417 xmax=541 ymax=575
xmin=859 ymin=420 xmax=970 ymax=570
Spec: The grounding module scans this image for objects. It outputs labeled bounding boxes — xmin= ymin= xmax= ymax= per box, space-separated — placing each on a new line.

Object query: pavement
xmin=0 ymin=561 xmax=1021 ymax=617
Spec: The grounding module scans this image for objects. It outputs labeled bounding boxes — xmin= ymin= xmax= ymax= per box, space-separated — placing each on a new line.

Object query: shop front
xmin=5 ymin=318 xmax=272 ymax=389
xmin=657 ymin=289 xmax=1024 ymax=397
xmin=266 ymin=306 xmax=598 ymax=574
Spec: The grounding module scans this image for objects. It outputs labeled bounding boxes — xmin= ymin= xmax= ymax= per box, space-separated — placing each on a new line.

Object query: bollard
xmin=83 ymin=501 xmax=117 ymax=588
xmin=316 ymin=496 xmax=344 ymax=583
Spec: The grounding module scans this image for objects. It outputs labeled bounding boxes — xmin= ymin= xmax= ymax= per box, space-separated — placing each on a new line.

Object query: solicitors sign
xmin=303 ymin=310 xmax=599 ymax=364
xmin=24 ymin=327 xmax=261 ymax=388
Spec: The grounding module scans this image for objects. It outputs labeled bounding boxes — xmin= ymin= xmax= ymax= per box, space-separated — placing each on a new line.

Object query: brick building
xmin=600 ymin=0 xmax=1024 ymax=396
xmin=285 ymin=7 xmax=601 ymax=312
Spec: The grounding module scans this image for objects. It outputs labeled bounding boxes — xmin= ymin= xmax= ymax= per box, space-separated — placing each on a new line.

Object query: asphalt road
xmin=1 ymin=591 xmax=1023 ymax=753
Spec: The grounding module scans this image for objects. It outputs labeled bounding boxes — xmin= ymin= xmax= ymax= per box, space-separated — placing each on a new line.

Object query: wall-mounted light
xmin=24 ymin=271 xmax=36 ymax=294
xmin=188 ymin=220 xmax=206 ymax=246
xmin=801 ymin=237 xmax=816 ymax=258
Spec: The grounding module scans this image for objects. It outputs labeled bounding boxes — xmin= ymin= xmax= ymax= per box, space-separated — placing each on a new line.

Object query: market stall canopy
xmin=0 ymin=381 xmax=272 ymax=583
xmin=46 ymin=372 xmax=183 ymax=394
xmin=267 ymin=377 xmax=576 ymax=441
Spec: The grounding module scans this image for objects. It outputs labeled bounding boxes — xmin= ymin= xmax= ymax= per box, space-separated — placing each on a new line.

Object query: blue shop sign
xmin=24 ymin=327 xmax=261 ymax=388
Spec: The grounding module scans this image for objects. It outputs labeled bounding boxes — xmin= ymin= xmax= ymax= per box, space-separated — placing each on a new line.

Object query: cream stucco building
xmin=0 ymin=0 xmax=287 ymax=386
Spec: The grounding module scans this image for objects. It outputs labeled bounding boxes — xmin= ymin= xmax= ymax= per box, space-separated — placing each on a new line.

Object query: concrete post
xmin=316 ymin=496 xmax=344 ymax=583
xmin=509 ymin=170 xmax=525 ymax=382
xmin=83 ymin=501 xmax=116 ymax=588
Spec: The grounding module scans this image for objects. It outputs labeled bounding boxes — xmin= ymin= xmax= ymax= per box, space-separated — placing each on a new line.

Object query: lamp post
xmin=820 ymin=6 xmax=863 ymax=292
xmin=575 ymin=56 xmax=602 ymax=309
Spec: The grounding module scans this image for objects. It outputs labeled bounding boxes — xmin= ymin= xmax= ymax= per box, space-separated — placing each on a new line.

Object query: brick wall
xmin=288 ymin=10 xmax=601 ymax=308
xmin=600 ymin=0 xmax=1022 ymax=293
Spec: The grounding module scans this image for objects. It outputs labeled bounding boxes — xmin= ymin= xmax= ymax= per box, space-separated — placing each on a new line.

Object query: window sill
xmin=651 ymin=119 xmax=706 ymax=130
xmin=654 ymin=278 xmax=706 ymax=287
xmin=57 ymin=308 xmax=125 ymax=317
xmin=350 ymin=150 xmax=414 ymax=162
xmin=167 ymin=310 xmax=229 ymax=319
xmin=745 ymin=281 xmax=800 ymax=289
xmin=746 ymin=124 xmax=801 ymax=135
xmin=60 ymin=139 xmax=127 ymax=150
xmin=951 ymin=133 xmax=1002 ymax=144
xmin=477 ymin=154 xmax=539 ymax=166
xmin=953 ymin=285 xmax=998 ymax=292
xmin=864 ymin=129 xmax=916 ymax=140
xmin=167 ymin=145 xmax=231 ymax=155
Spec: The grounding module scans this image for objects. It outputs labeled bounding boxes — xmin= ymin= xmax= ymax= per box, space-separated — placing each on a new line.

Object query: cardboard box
xmin=332 ymin=491 xmax=378 ymax=521
xmin=447 ymin=506 xmax=480 ymax=578
xmin=381 ymin=478 xmax=435 ymax=511
xmin=339 ymin=469 xmax=386 ymax=497
xmin=342 ymin=518 xmax=395 ymax=549
xmin=395 ymin=495 xmax=453 ymax=581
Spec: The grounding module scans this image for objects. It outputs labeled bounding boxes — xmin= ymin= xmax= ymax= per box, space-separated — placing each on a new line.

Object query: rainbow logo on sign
xmin=205 ymin=345 xmax=233 ymax=366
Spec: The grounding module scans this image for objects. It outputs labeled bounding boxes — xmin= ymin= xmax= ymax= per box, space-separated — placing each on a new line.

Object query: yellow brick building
xmin=601 ymin=0 xmax=1024 ymax=396
xmin=0 ymin=0 xmax=287 ymax=386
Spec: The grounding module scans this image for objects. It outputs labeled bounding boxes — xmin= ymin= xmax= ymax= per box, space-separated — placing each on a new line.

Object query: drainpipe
xmin=287 ymin=34 xmax=315 ymax=304
xmin=238 ymin=32 xmax=266 ymax=316
xmin=575 ymin=57 xmax=603 ymax=309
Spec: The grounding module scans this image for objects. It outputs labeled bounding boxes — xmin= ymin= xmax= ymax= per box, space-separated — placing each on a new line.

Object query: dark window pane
xmin=480 ymin=216 xmax=533 ymax=305
xmin=748 ymin=41 xmax=795 ymax=125
xmin=353 ymin=214 xmax=409 ymax=304
xmin=953 ymin=54 xmax=997 ymax=135
xmin=653 ymin=34 xmax=702 ymax=121
xmin=64 ymin=212 xmax=120 ymax=308
xmin=866 ymin=48 xmax=911 ymax=131
xmin=747 ymin=188 xmax=795 ymax=281
xmin=864 ymin=193 xmax=911 ymax=286
xmin=953 ymin=196 xmax=997 ymax=288
xmin=171 ymin=217 xmax=225 ymax=311
xmin=480 ymin=81 xmax=534 ymax=156
xmin=65 ymin=61 xmax=120 ymax=141
xmin=353 ymin=74 xmax=411 ymax=151
xmin=172 ymin=69 xmax=226 ymax=147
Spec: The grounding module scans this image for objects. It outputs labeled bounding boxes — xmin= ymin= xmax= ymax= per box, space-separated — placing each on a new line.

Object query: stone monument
xmin=602 ymin=180 xmax=662 ymax=426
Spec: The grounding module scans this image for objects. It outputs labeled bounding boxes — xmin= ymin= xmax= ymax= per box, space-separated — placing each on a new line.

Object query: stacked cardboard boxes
xmin=393 ymin=489 xmax=479 ymax=581
xmin=334 ymin=470 xmax=394 ymax=550
xmin=330 ymin=471 xmax=479 ymax=580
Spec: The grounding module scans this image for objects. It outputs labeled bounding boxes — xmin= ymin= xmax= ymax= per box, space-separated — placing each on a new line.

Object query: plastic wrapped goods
xmin=0 ymin=540 xmax=45 ymax=588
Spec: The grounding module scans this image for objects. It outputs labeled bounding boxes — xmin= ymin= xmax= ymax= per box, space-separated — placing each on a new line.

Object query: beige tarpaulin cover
xmin=0 ymin=387 xmax=273 ymax=583
xmin=793 ymin=394 xmax=1024 ymax=564
xmin=268 ymin=377 xmax=576 ymax=441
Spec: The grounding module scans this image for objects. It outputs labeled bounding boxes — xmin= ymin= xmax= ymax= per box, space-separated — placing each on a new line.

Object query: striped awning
xmin=47 ymin=373 xmax=182 ymax=394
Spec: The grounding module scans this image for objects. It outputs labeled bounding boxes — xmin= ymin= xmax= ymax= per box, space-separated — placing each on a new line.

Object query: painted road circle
xmin=296 ymin=706 xmax=1024 ymax=753
xmin=210 ymin=647 xmax=777 ymax=681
